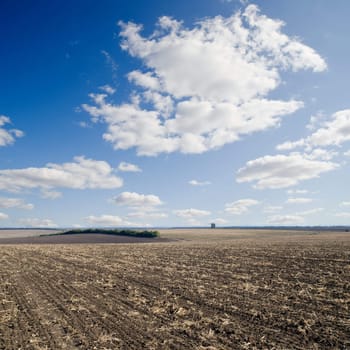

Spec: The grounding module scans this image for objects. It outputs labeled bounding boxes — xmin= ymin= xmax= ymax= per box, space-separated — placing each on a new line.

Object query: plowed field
xmin=0 ymin=230 xmax=349 ymax=349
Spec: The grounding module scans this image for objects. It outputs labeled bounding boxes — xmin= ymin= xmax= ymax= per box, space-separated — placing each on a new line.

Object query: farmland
xmin=0 ymin=229 xmax=349 ymax=349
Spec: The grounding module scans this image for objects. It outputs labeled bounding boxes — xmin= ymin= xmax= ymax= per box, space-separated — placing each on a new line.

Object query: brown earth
xmin=0 ymin=229 xmax=349 ymax=349
xmin=0 ymin=229 xmax=61 ymax=239
xmin=0 ymin=233 xmax=170 ymax=245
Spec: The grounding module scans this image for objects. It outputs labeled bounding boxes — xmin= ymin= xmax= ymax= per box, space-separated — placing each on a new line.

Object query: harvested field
xmin=0 ymin=230 xmax=349 ymax=349
xmin=0 ymin=229 xmax=61 ymax=239
xmin=0 ymin=234 xmax=169 ymax=245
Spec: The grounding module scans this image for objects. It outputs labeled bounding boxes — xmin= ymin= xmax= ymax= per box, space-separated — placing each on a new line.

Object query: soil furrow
xmin=0 ymin=234 xmax=349 ymax=349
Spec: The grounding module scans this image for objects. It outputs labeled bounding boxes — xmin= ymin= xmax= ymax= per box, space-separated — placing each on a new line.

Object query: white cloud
xmin=340 ymin=201 xmax=350 ymax=207
xmin=142 ymin=91 xmax=174 ymax=118
xmin=306 ymin=111 xmax=326 ymax=131
xmin=286 ymin=197 xmax=313 ymax=204
xmin=276 ymin=139 xmax=305 ymax=151
xmin=225 ymin=199 xmax=259 ymax=215
xmin=0 ymin=115 xmax=24 ymax=147
xmin=114 ymin=192 xmax=162 ymax=208
xmin=19 ymin=218 xmax=57 ymax=228
xmin=174 ymin=208 xmax=211 ymax=219
xmin=99 ymin=85 xmax=116 ymax=95
xmin=0 ymin=156 xmax=123 ymax=192
xmin=40 ymin=189 xmax=62 ymax=200
xmin=277 ymin=109 xmax=350 ymax=151
xmin=83 ymin=5 xmax=325 ymax=156
xmin=117 ymin=161 xmax=142 ymax=172
xmin=344 ymin=150 xmax=350 ymax=157
xmin=127 ymin=71 xmax=160 ymax=90
xmin=275 ymin=147 xmax=336 ymax=162
xmin=120 ymin=6 xmax=325 ymax=97
xmin=307 ymin=110 xmax=350 ymax=148
xmin=306 ymin=148 xmax=338 ymax=161
xmin=83 ymin=96 xmax=178 ymax=156
xmin=188 ymin=179 xmax=211 ymax=186
xmin=267 ymin=214 xmax=304 ymax=225
xmin=0 ymin=197 xmax=34 ymax=210
xmin=237 ymin=153 xmax=338 ymax=189
xmin=0 ymin=212 xmax=9 ymax=220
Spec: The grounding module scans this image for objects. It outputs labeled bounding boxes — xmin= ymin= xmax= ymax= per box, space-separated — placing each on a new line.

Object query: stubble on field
xmin=0 ymin=231 xmax=349 ymax=349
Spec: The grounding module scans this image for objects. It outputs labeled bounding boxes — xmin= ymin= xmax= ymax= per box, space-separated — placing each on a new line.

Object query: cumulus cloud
xmin=0 ymin=212 xmax=9 ymax=220
xmin=188 ymin=180 xmax=211 ymax=186
xmin=0 ymin=115 xmax=24 ymax=147
xmin=18 ymin=218 xmax=57 ymax=228
xmin=277 ymin=109 xmax=350 ymax=151
xmin=303 ymin=110 xmax=350 ymax=148
xmin=83 ymin=5 xmax=325 ymax=156
xmin=276 ymin=140 xmax=305 ymax=151
xmin=340 ymin=201 xmax=350 ymax=207
xmin=277 ymin=146 xmax=338 ymax=163
xmin=246 ymin=109 xmax=345 ymax=190
xmin=114 ymin=192 xmax=162 ymax=208
xmin=286 ymin=197 xmax=313 ymax=204
xmin=0 ymin=156 xmax=123 ymax=192
xmin=225 ymin=199 xmax=259 ymax=215
xmin=83 ymin=95 xmax=178 ymax=155
xmin=344 ymin=150 xmax=350 ymax=157
xmin=0 ymin=197 xmax=34 ymax=210
xmin=267 ymin=214 xmax=304 ymax=225
xmin=117 ymin=161 xmax=142 ymax=172
xmin=142 ymin=91 xmax=174 ymax=118
xmin=237 ymin=153 xmax=338 ymax=189
xmin=306 ymin=111 xmax=326 ymax=131
xmin=174 ymin=208 xmax=211 ymax=219
xmin=127 ymin=71 xmax=161 ymax=90
xmin=99 ymin=85 xmax=116 ymax=95
xmin=306 ymin=149 xmax=338 ymax=161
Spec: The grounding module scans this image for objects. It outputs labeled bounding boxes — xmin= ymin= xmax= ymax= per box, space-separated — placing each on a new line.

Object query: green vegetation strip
xmin=41 ymin=228 xmax=159 ymax=238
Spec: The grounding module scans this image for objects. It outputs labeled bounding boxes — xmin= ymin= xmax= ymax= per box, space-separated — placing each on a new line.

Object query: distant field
xmin=0 ymin=229 xmax=349 ymax=349
xmin=158 ymin=227 xmax=347 ymax=241
xmin=0 ymin=229 xmax=61 ymax=239
xmin=0 ymin=228 xmax=163 ymax=244
xmin=0 ymin=227 xmax=345 ymax=243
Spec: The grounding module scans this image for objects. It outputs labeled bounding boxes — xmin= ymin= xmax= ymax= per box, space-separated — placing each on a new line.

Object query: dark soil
xmin=0 ymin=233 xmax=170 ymax=245
xmin=0 ymin=232 xmax=349 ymax=349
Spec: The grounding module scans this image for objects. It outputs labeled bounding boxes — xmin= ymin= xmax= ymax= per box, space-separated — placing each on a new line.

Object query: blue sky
xmin=1 ymin=0 xmax=350 ymax=228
